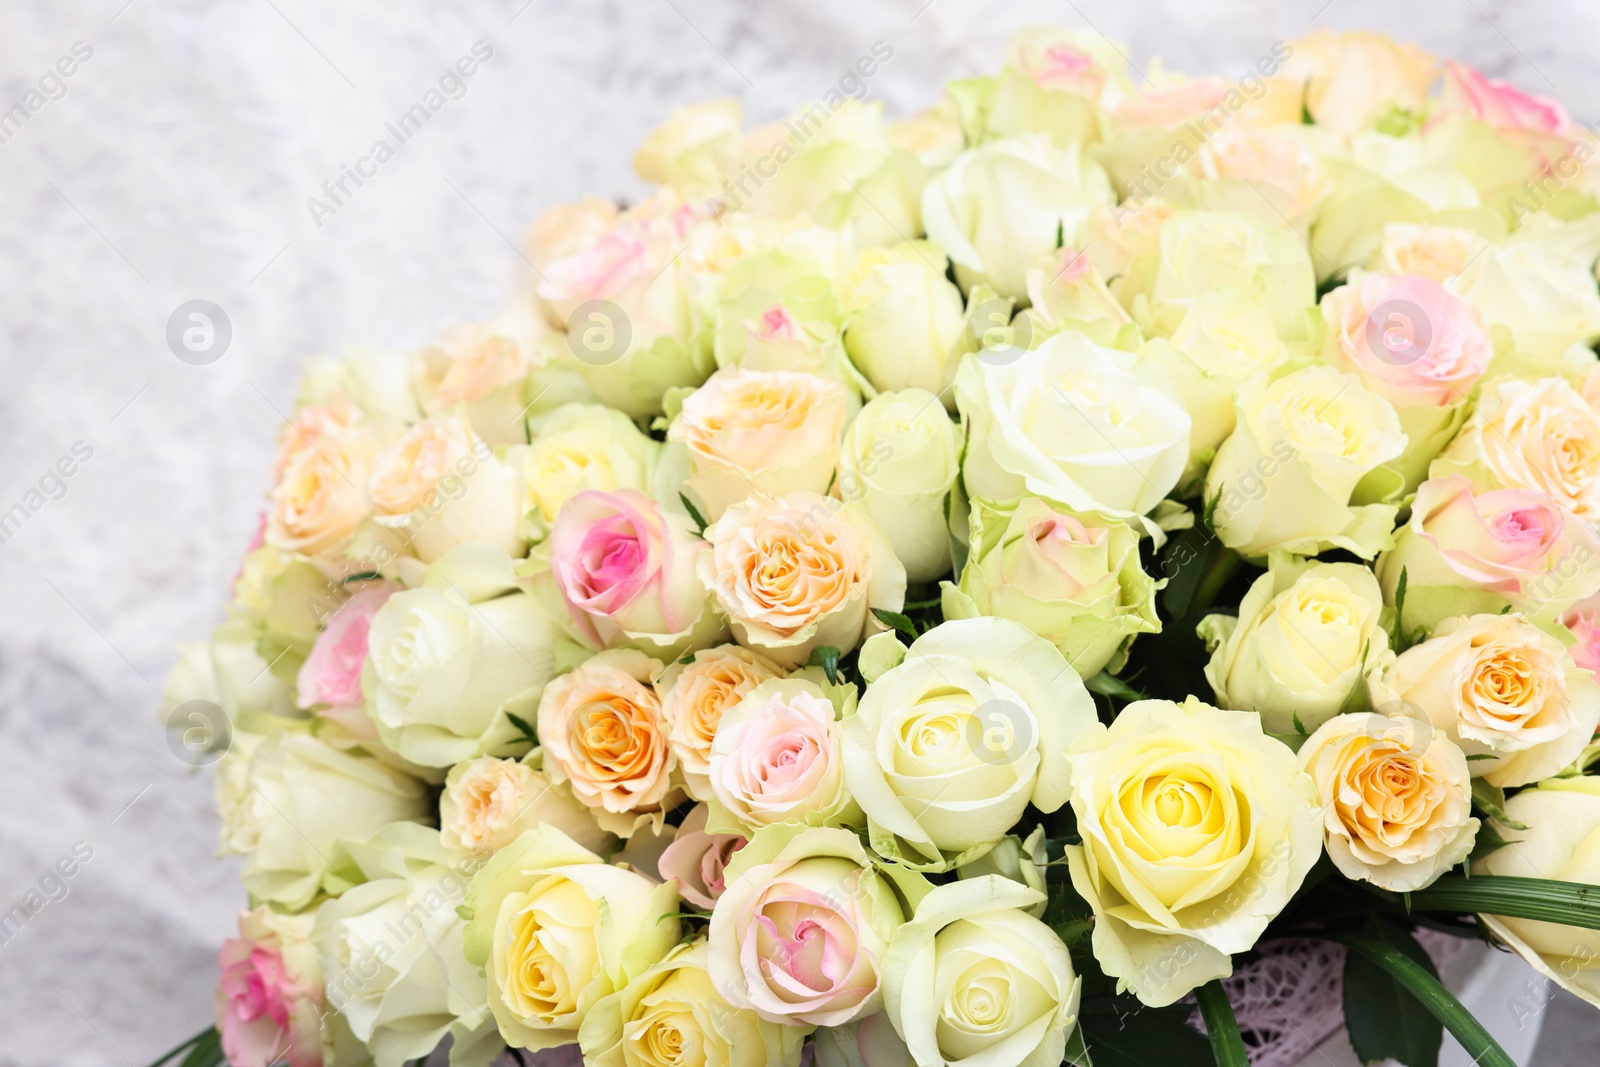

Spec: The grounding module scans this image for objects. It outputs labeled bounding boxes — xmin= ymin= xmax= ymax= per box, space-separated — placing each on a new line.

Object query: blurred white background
xmin=1 ymin=1 xmax=1597 ymax=1064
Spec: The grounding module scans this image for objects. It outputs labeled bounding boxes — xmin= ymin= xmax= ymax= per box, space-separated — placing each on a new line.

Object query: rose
xmin=1063 ymin=697 xmax=1323 ymax=1006
xmin=1440 ymin=60 xmax=1575 ymax=137
xmin=956 ymin=331 xmax=1192 ymax=523
xmin=1563 ymin=596 xmax=1600 ymax=674
xmin=462 ymin=824 xmax=682 ymax=1051
xmin=216 ymin=906 xmax=332 ymax=1067
xmin=165 ymin=619 xmax=296 ymax=730
xmin=296 ymin=584 xmax=395 ymax=720
xmin=699 ymin=493 xmax=906 ymax=670
xmin=315 ymin=823 xmax=494 ymax=1067
xmin=1449 ymin=241 xmax=1600 ymax=361
xmin=955 ymin=826 xmax=1049 ymax=914
xmin=267 ymin=430 xmax=375 ymax=561
xmin=217 ymin=730 xmax=429 ymax=910
xmin=514 ymin=403 xmax=660 ymax=543
xmin=1475 ymin=777 xmax=1600 ymax=1008
xmin=881 ymin=877 xmax=1081 ymax=1067
xmin=1371 ymin=613 xmax=1600 ymax=788
xmin=943 ymin=497 xmax=1160 ymax=678
xmin=1141 ymin=210 xmax=1317 ymax=341
xmin=439 ymin=756 xmax=610 ymax=857
xmin=534 ymin=488 xmax=725 ymax=657
xmin=1373 ymin=224 xmax=1491 ymax=282
xmin=1299 ymin=712 xmax=1477 ymax=892
xmin=536 ymin=649 xmax=679 ymax=836
xmin=1018 ymin=246 xmax=1134 ymax=345
xmin=1192 ymin=126 xmax=1335 ymax=231
xmin=412 ymin=299 xmax=548 ymax=445
xmin=841 ymin=244 xmax=968 ymax=399
xmin=1281 ymin=29 xmax=1437 ymax=135
xmin=888 ymin=99 xmax=963 ymax=170
xmin=577 ymin=941 xmax=804 ymax=1067
xmin=1374 ymin=475 xmax=1600 ymax=630
xmin=1206 ymin=366 xmax=1406 ymax=560
xmin=708 ymin=678 xmax=856 ymax=833
xmin=838 ymin=389 xmax=962 ymax=583
xmin=367 ymin=415 xmax=524 ymax=564
xmin=656 ymin=803 xmax=746 ymax=909
xmin=1199 ymin=558 xmax=1391 ymax=736
xmin=921 ymin=134 xmax=1113 ymax=300
xmin=1434 ymin=377 xmax=1600 ymax=522
xmin=364 ymin=546 xmax=560 ymax=768
xmin=656 ymin=645 xmax=784 ymax=800
xmin=1324 ymin=274 xmax=1492 ymax=408
xmin=841 ymin=618 xmax=1096 ymax=868
xmin=633 ymin=99 xmax=743 ymax=196
xmin=811 ymin=1014 xmax=916 ymax=1067
xmin=707 ymin=824 xmax=926 ymax=1026
xmin=950 ymin=26 xmax=1128 ymax=147
xmin=671 ymin=367 xmax=848 ymax=521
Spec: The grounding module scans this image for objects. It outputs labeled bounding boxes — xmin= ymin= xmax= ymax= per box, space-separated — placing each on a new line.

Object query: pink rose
xmin=1564 ymin=596 xmax=1600 ymax=675
xmin=1327 ymin=274 xmax=1492 ymax=408
xmin=296 ymin=584 xmax=395 ymax=714
xmin=541 ymin=488 xmax=721 ymax=655
xmin=708 ymin=679 xmax=855 ymax=831
xmin=215 ymin=908 xmax=325 ymax=1067
xmin=657 ymin=802 xmax=746 ymax=909
xmin=1439 ymin=60 xmax=1574 ymax=138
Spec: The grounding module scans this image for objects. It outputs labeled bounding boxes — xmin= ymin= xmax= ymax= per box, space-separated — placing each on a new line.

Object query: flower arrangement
xmin=160 ymin=25 xmax=1600 ymax=1067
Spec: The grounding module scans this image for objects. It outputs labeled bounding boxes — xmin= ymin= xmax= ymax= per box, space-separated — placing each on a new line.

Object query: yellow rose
xmin=1298 ymin=712 xmax=1478 ymax=891
xmin=1063 ymin=697 xmax=1322 ymax=1006
xmin=512 ymin=402 xmax=659 ymax=543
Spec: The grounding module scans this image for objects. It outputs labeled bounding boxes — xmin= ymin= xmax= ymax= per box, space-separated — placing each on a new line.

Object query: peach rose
xmin=412 ymin=300 xmax=546 ymax=444
xmin=366 ymin=415 xmax=523 ymax=564
xmin=536 ymin=649 xmax=680 ymax=835
xmin=1195 ymin=126 xmax=1333 ymax=226
xmin=709 ymin=679 xmax=856 ymax=833
xmin=671 ymin=368 xmax=848 ymax=520
xmin=439 ymin=755 xmax=610 ymax=856
xmin=657 ymin=803 xmax=746 ymax=909
xmin=1283 ymin=29 xmax=1437 ymax=136
xmin=656 ymin=645 xmax=784 ymax=800
xmin=1324 ymin=274 xmax=1492 ymax=408
xmin=267 ymin=432 xmax=373 ymax=560
xmin=1374 ymin=224 xmax=1491 ymax=283
xmin=699 ymin=493 xmax=906 ymax=669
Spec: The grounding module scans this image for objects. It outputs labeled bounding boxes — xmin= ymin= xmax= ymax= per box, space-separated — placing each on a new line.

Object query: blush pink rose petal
xmin=1330 ymin=274 xmax=1492 ymax=408
xmin=296 ymin=584 xmax=396 ymax=714
xmin=215 ymin=909 xmax=325 ymax=1067
xmin=657 ymin=802 xmax=746 ymax=909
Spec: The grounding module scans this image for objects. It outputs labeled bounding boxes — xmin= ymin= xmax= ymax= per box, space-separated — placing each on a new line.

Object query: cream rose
xmin=439 ymin=756 xmax=610 ymax=857
xmin=943 ymin=497 xmax=1160 ymax=678
xmin=412 ymin=299 xmax=548 ymax=445
xmin=957 ymin=331 xmax=1191 ymax=523
xmin=671 ymin=367 xmax=848 ymax=520
xmin=841 ymin=244 xmax=968 ymax=400
xmin=514 ymin=402 xmax=659 ymax=543
xmin=577 ymin=941 xmax=804 ymax=1067
xmin=1199 ymin=558 xmax=1391 ymax=736
xmin=1373 ymin=223 xmax=1491 ymax=282
xmin=1143 ymin=210 xmax=1316 ymax=341
xmin=1299 ymin=712 xmax=1477 ymax=892
xmin=367 ymin=415 xmax=524 ymax=564
xmin=707 ymin=824 xmax=927 ymax=1026
xmin=708 ymin=678 xmax=857 ymax=833
xmin=1063 ymin=697 xmax=1323 ymax=1006
xmin=838 ymin=389 xmax=963 ymax=583
xmin=656 ymin=645 xmax=784 ymax=800
xmin=1206 ymin=366 xmax=1406 ymax=560
xmin=1372 ymin=613 xmax=1600 ymax=788
xmin=841 ymin=618 xmax=1097 ymax=869
xmin=536 ymin=649 xmax=679 ymax=836
xmin=1475 ymin=777 xmax=1600 ymax=1008
xmin=881 ymin=877 xmax=1081 ymax=1067
xmin=699 ymin=493 xmax=906 ymax=670
xmin=633 ymin=99 xmax=743 ymax=196
xmin=1282 ymin=29 xmax=1438 ymax=136
xmin=462 ymin=824 xmax=681 ymax=1051
xmin=267 ymin=430 xmax=375 ymax=562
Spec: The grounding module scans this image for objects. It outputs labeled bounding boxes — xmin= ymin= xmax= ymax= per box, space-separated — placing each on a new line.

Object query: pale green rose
xmin=1064 ymin=697 xmax=1323 ymax=1007
xmin=364 ymin=545 xmax=560 ymax=768
xmin=811 ymin=1014 xmax=916 ymax=1067
xmin=1205 ymin=366 xmax=1406 ymax=560
xmin=946 ymin=25 xmax=1128 ymax=148
xmin=296 ymin=345 xmax=422 ymax=429
xmin=634 ymin=99 xmax=743 ymax=197
xmin=1371 ymin=613 xmax=1600 ymax=789
xmin=1139 ymin=210 xmax=1317 ymax=342
xmin=1476 ymin=777 xmax=1600 ymax=1008
xmin=955 ymin=825 xmax=1048 ymax=917
xmin=840 ymin=618 xmax=1097 ymax=869
xmin=218 ymin=730 xmax=430 ymax=910
xmin=944 ymin=496 xmax=1160 ymax=678
xmin=956 ymin=331 xmax=1191 ymax=525
xmin=922 ymin=134 xmax=1114 ymax=300
xmin=462 ymin=824 xmax=682 ymax=1051
xmin=228 ymin=543 xmax=346 ymax=681
xmin=164 ymin=617 xmax=298 ymax=736
xmin=839 ymin=389 xmax=963 ymax=583
xmin=881 ymin=877 xmax=1081 ymax=1067
xmin=314 ymin=823 xmax=496 ymax=1067
xmin=1450 ymin=220 xmax=1600 ymax=361
xmin=1199 ymin=557 xmax=1392 ymax=736
xmin=507 ymin=403 xmax=659 ymax=543
xmin=841 ymin=242 xmax=968 ymax=400
xmin=577 ymin=941 xmax=805 ymax=1067
xmin=1016 ymin=246 xmax=1136 ymax=349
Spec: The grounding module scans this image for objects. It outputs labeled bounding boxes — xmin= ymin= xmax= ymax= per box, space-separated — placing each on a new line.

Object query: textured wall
xmin=1 ymin=1 xmax=1596 ymax=1064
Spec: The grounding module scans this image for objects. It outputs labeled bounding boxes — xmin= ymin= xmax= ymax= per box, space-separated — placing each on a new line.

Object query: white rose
xmin=841 ymin=243 xmax=969 ymax=400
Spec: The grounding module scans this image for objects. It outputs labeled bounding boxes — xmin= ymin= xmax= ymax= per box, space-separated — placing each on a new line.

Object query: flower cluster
xmin=171 ymin=25 xmax=1600 ymax=1067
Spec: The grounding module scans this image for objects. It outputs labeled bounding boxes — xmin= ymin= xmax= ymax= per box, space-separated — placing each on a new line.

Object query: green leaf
xmin=1196 ymin=981 xmax=1249 ymax=1067
xmin=809 ymin=644 xmax=842 ymax=685
xmin=1407 ymin=874 xmax=1600 ymax=930
xmin=1471 ymin=779 xmax=1529 ymax=830
xmin=1078 ymin=995 xmax=1212 ymax=1067
xmin=342 ymin=570 xmax=383 ymax=584
xmin=1328 ymin=930 xmax=1515 ymax=1067
xmin=1056 ymin=219 xmax=1066 ymax=249
xmin=870 ymin=607 xmax=919 ymax=642
xmin=142 ymin=1028 xmax=214 ymax=1067
xmin=1392 ymin=566 xmax=1409 ymax=646
xmin=505 ymin=712 xmax=537 ymax=746
xmin=677 ymin=652 xmax=696 ymax=665
xmin=1085 ymin=672 xmax=1148 ymax=701
xmin=1161 ymin=525 xmax=1222 ymax=619
xmin=1341 ymin=923 xmax=1443 ymax=1067
xmin=1467 ymin=823 xmax=1518 ymax=865
xmin=1465 ymin=753 xmax=1498 ymax=761
xmin=679 ymin=492 xmax=709 ymax=536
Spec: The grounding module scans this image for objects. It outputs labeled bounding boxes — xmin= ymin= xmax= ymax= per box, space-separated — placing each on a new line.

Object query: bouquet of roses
xmin=160 ymin=24 xmax=1600 ymax=1067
